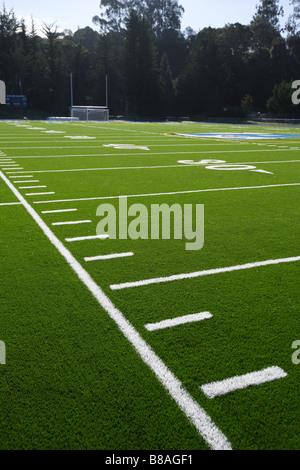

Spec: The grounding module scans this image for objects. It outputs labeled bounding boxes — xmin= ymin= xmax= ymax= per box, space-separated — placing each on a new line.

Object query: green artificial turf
xmin=0 ymin=120 xmax=299 ymax=450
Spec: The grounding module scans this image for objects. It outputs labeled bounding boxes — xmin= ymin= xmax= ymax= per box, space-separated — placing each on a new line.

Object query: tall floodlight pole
xmin=106 ymin=74 xmax=108 ymax=108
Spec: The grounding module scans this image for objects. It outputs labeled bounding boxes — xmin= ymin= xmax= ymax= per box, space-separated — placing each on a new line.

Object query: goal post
xmin=70 ymin=106 xmax=109 ymax=122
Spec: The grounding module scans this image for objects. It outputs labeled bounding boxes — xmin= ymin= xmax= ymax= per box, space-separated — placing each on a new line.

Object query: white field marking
xmin=6 ymin=159 xmax=300 ymax=175
xmin=9 ymin=175 xmax=34 ymax=178
xmin=64 ymin=136 xmax=96 ymax=139
xmin=65 ymin=234 xmax=109 ymax=242
xmin=145 ymin=312 xmax=213 ymax=332
xmin=41 ymin=208 xmax=78 ymax=214
xmin=42 ymin=130 xmax=66 ymax=134
xmin=0 ymin=201 xmax=22 ymax=206
xmin=32 ymin=182 xmax=300 ymax=205
xmin=0 ymin=169 xmax=232 ymax=451
xmin=26 ymin=192 xmax=55 ymax=196
xmin=200 ymin=366 xmax=288 ymax=399
xmin=3 ymin=167 xmax=24 ymax=170
xmin=1 ymin=148 xmax=300 ymax=158
xmin=51 ymin=220 xmax=91 ymax=226
xmin=84 ymin=252 xmax=134 ymax=262
xmin=14 ymin=180 xmax=40 ymax=183
xmin=110 ymin=256 xmax=300 ymax=290
xmin=19 ymin=185 xmax=47 ymax=189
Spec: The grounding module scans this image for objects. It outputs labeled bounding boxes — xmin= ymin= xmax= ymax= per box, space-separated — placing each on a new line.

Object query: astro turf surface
xmin=0 ymin=120 xmax=299 ymax=450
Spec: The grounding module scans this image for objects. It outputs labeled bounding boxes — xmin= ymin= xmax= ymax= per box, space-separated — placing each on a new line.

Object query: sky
xmin=1 ymin=0 xmax=294 ymax=35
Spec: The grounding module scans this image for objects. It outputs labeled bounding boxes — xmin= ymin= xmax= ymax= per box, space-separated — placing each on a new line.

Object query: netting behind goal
xmin=70 ymin=106 xmax=109 ymax=122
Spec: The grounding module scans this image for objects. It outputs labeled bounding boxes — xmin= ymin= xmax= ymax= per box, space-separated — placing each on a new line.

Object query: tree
xmin=266 ymin=80 xmax=299 ymax=114
xmin=0 ymin=5 xmax=20 ymax=89
xmin=122 ymin=10 xmax=160 ymax=115
xmin=286 ymin=0 xmax=300 ymax=35
xmin=251 ymin=0 xmax=284 ymax=30
xmin=93 ymin=0 xmax=184 ymax=37
xmin=176 ymin=28 xmax=229 ymax=116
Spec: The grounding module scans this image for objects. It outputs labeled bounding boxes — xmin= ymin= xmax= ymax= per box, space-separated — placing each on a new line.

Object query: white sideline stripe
xmin=41 ymin=208 xmax=78 ymax=214
xmin=0 ymin=202 xmax=22 ymax=206
xmin=145 ymin=312 xmax=213 ymax=332
xmin=84 ymin=252 xmax=134 ymax=262
xmin=32 ymin=183 xmax=300 ymax=205
xmin=200 ymin=366 xmax=288 ymax=399
xmin=0 ymin=169 xmax=232 ymax=451
xmin=26 ymin=192 xmax=55 ymax=196
xmin=65 ymin=234 xmax=109 ymax=242
xmin=51 ymin=220 xmax=91 ymax=226
xmin=19 ymin=186 xmax=47 ymax=189
xmin=4 ymin=167 xmax=24 ymax=170
xmin=110 ymin=256 xmax=300 ymax=290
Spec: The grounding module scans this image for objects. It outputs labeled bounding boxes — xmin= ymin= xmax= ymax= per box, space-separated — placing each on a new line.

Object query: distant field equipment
xmin=70 ymin=106 xmax=109 ymax=122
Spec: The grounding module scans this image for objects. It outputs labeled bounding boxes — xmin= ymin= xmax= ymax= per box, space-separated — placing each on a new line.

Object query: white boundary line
xmin=0 ymin=168 xmax=232 ymax=451
xmin=110 ymin=256 xmax=300 ymax=290
xmin=200 ymin=366 xmax=287 ymax=399
xmin=145 ymin=312 xmax=213 ymax=332
xmin=32 ymin=183 xmax=300 ymax=204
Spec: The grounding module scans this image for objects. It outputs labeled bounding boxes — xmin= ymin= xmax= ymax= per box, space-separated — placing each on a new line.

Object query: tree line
xmin=0 ymin=0 xmax=300 ymax=119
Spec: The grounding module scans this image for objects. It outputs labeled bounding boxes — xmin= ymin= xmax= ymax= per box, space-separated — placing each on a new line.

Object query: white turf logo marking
xmin=103 ymin=144 xmax=150 ymax=151
xmin=0 ymin=168 xmax=232 ymax=451
xmin=178 ymin=159 xmax=274 ymax=174
xmin=200 ymin=366 xmax=287 ymax=398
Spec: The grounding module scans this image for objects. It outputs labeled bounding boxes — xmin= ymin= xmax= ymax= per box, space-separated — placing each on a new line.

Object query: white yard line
xmin=200 ymin=366 xmax=288 ymax=399
xmin=26 ymin=192 xmax=55 ymax=196
xmin=0 ymin=202 xmax=22 ymax=206
xmin=65 ymin=234 xmax=109 ymax=242
xmin=19 ymin=186 xmax=47 ymax=189
xmin=13 ymin=180 xmax=40 ymax=183
xmin=145 ymin=312 xmax=213 ymax=332
xmin=51 ymin=220 xmax=91 ymax=226
xmin=5 ymin=159 xmax=300 ymax=175
xmin=110 ymin=256 xmax=300 ymax=290
xmin=84 ymin=252 xmax=134 ymax=262
xmin=41 ymin=208 xmax=78 ymax=214
xmin=31 ymin=182 xmax=300 ymax=204
xmin=9 ymin=175 xmax=34 ymax=178
xmin=0 ymin=168 xmax=232 ymax=451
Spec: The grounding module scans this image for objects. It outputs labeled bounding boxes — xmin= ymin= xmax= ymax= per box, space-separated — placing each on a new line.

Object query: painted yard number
xmin=178 ymin=159 xmax=273 ymax=174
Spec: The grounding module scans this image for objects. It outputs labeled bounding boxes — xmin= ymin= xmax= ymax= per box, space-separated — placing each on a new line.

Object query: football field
xmin=0 ymin=120 xmax=299 ymax=450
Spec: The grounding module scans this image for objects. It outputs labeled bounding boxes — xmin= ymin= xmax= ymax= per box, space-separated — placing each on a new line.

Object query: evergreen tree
xmin=122 ymin=10 xmax=160 ymax=116
xmin=286 ymin=0 xmax=300 ymax=35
